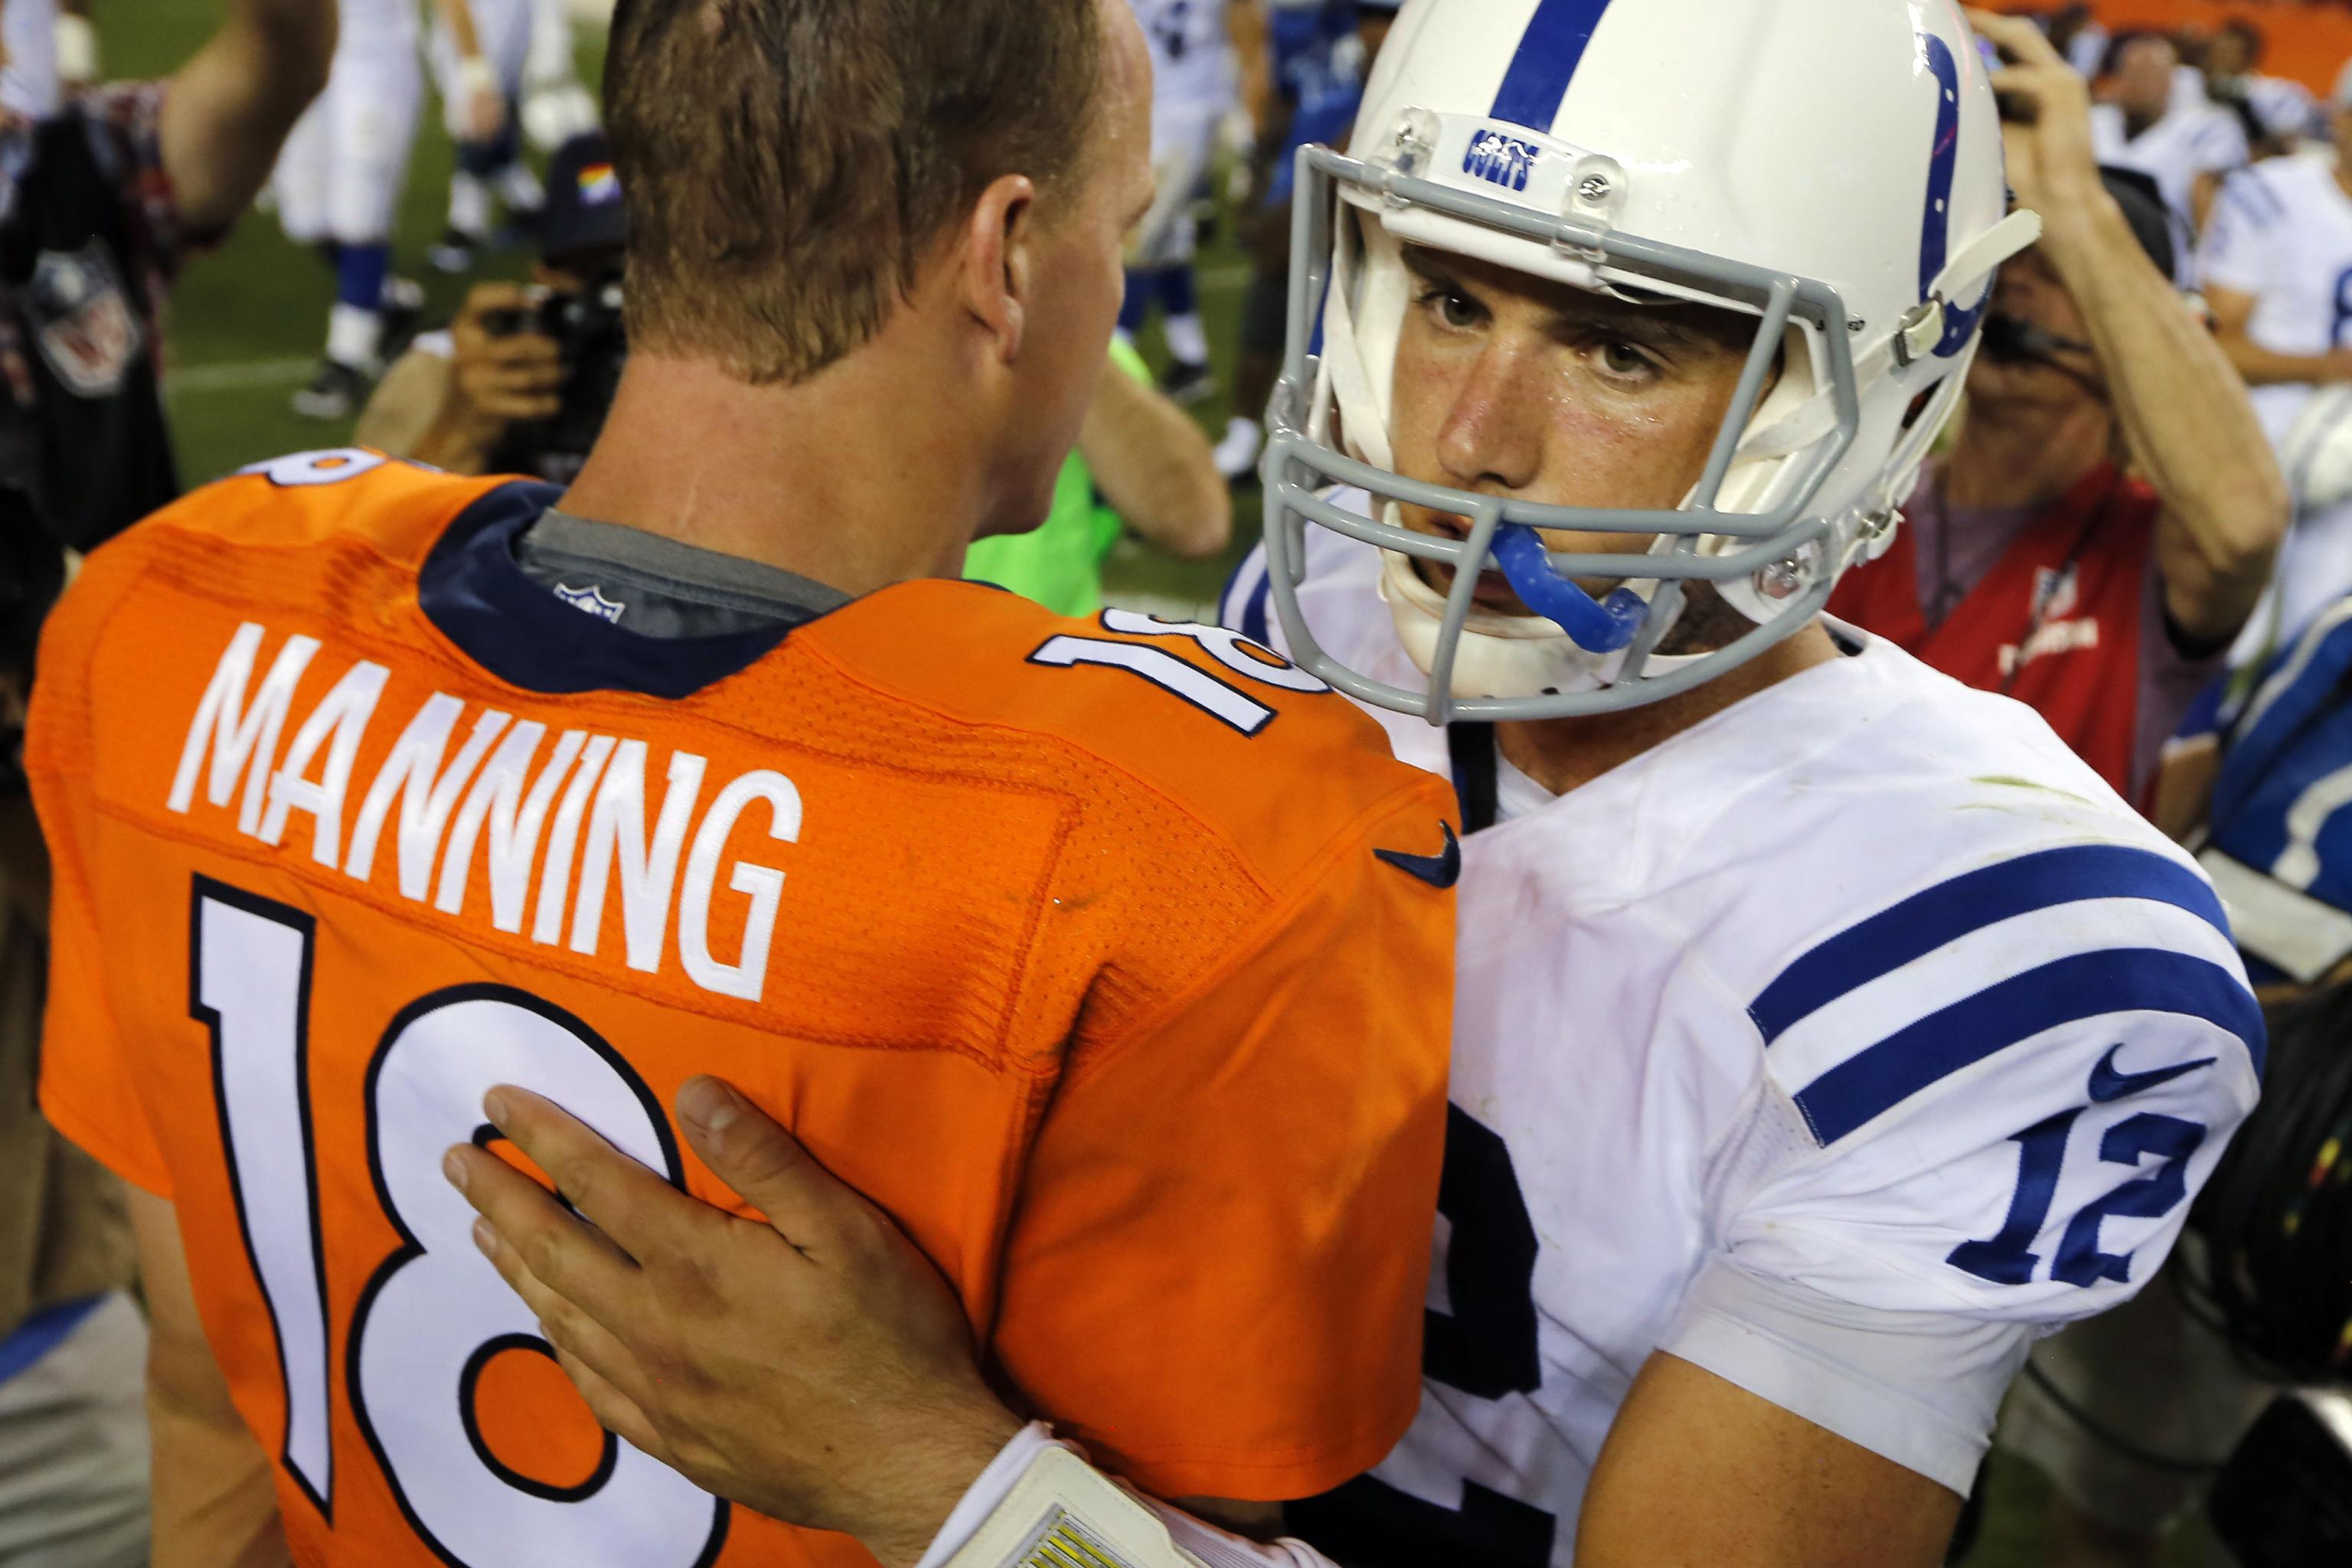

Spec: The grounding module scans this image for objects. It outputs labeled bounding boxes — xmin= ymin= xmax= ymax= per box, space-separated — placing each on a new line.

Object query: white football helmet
xmin=1261 ymin=0 xmax=2040 ymax=721
xmin=2282 ymin=386 xmax=2352 ymax=513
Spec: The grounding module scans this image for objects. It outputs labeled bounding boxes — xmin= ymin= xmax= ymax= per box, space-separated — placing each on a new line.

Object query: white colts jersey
xmin=1131 ymin=0 xmax=1230 ymax=119
xmin=1225 ymin=523 xmax=2262 ymax=1566
xmin=2200 ymin=154 xmax=2352 ymax=449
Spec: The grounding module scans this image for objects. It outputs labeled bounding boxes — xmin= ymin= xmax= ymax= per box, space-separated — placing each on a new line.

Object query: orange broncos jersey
xmin=30 ymin=450 xmax=1458 ymax=1568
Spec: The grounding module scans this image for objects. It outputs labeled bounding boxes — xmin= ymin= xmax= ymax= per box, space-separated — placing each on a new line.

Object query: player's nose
xmin=1434 ymin=341 xmax=1548 ymax=498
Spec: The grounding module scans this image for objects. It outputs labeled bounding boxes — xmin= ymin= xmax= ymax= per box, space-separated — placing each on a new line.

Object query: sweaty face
xmin=1387 ymin=245 xmax=1767 ymax=613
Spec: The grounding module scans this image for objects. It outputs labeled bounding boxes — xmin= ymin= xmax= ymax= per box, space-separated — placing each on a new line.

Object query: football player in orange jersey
xmin=23 ymin=1 xmax=1460 ymax=1565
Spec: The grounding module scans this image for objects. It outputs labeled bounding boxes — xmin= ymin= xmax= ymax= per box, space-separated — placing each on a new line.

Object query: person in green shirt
xmin=963 ymin=335 xmax=1232 ymax=614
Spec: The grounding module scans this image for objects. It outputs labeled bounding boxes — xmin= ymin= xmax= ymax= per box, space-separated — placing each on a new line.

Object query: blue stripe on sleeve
xmin=1490 ymin=0 xmax=1615 ymax=132
xmin=1792 ymin=949 xmax=2264 ymax=1146
xmin=1749 ymin=844 xmax=2232 ymax=1045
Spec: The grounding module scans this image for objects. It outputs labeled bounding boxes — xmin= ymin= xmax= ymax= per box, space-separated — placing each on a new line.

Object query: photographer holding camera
xmin=358 ymin=130 xmax=625 ymax=483
xmin=1829 ymin=12 xmax=2285 ymax=807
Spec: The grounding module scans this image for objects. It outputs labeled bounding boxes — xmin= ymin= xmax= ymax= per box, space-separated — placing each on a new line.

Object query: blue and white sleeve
xmin=1660 ymin=841 xmax=2264 ymax=1489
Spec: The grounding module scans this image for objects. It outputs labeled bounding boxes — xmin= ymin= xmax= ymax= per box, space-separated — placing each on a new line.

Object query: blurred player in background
xmin=2092 ymin=30 xmax=2243 ymax=253
xmin=2200 ymin=18 xmax=2319 ymax=161
xmin=28 ymin=5 xmax=1457 ymax=1568
xmin=1122 ymin=0 xmax=1234 ymax=405
xmin=271 ymin=0 xmax=425 ymax=420
xmin=2201 ymin=79 xmax=2352 ymax=660
xmin=514 ymin=0 xmax=594 ymax=152
xmin=426 ymin=0 xmax=544 ymax=275
xmin=1217 ymin=0 xmax=1381 ymax=480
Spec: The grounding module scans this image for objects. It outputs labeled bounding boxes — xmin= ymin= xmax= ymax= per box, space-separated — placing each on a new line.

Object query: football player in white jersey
xmin=1121 ymin=0 xmax=1236 ymax=402
xmin=2201 ymin=86 xmax=2352 ymax=654
xmin=270 ymin=0 xmax=426 ymax=419
xmin=424 ymin=0 xmax=546 ymax=273
xmin=446 ymin=5 xmax=2265 ymax=1566
xmin=2090 ymin=31 xmax=2244 ymax=250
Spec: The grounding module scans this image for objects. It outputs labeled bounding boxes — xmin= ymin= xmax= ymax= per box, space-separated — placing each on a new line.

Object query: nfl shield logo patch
xmin=554 ymin=583 xmax=627 ymax=625
xmin=29 ymin=242 xmax=142 ymax=397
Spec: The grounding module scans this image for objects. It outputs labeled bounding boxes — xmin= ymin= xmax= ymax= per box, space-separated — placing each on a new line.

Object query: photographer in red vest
xmin=1831 ymin=13 xmax=2285 ymax=805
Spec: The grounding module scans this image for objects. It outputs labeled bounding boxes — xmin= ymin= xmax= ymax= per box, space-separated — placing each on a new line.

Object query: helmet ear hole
xmin=1899 ymin=387 xmax=1939 ymax=433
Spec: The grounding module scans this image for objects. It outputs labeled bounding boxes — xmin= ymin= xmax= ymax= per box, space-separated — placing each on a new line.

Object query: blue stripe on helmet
xmin=1491 ymin=0 xmax=1617 ymax=132
xmin=1919 ymin=34 xmax=1985 ymax=359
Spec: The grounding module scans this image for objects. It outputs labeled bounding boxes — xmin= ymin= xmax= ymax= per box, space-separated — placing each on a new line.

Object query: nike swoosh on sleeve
xmin=1375 ymin=823 xmax=1462 ymax=890
xmin=2088 ymin=1044 xmax=2220 ymax=1104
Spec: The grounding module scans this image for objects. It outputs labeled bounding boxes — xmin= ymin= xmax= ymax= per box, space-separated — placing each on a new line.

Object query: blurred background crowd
xmin=7 ymin=1 xmax=2352 ymax=1565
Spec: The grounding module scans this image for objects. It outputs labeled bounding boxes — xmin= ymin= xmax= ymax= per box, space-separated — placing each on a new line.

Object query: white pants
xmin=1133 ymin=100 xmax=1221 ymax=269
xmin=271 ymin=32 xmax=424 ymax=244
xmin=0 ymin=1293 xmax=149 ymax=1568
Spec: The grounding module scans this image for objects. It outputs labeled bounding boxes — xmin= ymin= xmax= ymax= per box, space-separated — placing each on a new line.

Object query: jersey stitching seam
xmin=793 ymin=616 xmax=1442 ymax=906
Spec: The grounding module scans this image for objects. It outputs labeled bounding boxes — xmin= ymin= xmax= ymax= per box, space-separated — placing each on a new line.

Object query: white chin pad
xmin=1378 ymin=549 xmax=1625 ymax=700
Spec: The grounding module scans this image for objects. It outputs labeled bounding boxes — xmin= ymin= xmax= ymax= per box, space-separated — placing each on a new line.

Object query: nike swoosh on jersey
xmin=2088 ymin=1044 xmax=2220 ymax=1103
xmin=1375 ymin=823 xmax=1462 ymax=890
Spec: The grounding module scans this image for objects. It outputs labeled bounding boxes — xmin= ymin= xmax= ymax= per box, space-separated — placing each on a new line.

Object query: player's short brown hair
xmin=605 ymin=0 xmax=1106 ymax=385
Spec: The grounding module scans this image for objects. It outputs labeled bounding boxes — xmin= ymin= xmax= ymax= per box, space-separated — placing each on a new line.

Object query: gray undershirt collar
xmin=513 ymin=507 xmax=852 ymax=640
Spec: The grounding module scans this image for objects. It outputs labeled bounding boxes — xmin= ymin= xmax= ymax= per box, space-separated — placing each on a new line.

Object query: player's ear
xmin=959 ymin=174 xmax=1038 ymax=366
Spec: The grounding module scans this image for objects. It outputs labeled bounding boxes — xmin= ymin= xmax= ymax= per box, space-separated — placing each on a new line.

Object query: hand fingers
xmin=462 ymin=362 xmax=566 ymax=418
xmin=1967 ymin=8 xmax=2064 ymax=70
xmin=484 ymin=1086 xmax=721 ymax=1266
xmin=675 ymin=1076 xmax=864 ymax=1256
xmin=470 ymin=390 xmax=566 ymax=422
xmin=456 ymin=1181 xmax=667 ymax=1415
xmin=446 ymin=1135 xmax=639 ymax=1313
xmin=547 ymin=1341 xmax=671 ymax=1461
xmin=461 ymin=282 xmax=537 ymax=323
xmin=466 ymin=334 xmax=563 ymax=371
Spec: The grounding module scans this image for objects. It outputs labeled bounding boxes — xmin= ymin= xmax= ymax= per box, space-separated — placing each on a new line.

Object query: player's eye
xmin=1594 ymin=340 xmax=1662 ymax=383
xmin=1417 ymin=285 xmax=1486 ymax=332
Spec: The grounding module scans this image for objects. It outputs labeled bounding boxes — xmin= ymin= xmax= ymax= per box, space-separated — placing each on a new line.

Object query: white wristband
xmin=458 ymin=56 xmax=499 ymax=98
xmin=914 ymin=1423 xmax=1078 ymax=1568
xmin=913 ymin=1422 xmax=1338 ymax=1568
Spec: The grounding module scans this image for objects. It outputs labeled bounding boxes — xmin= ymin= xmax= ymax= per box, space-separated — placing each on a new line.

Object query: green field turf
xmin=96 ymin=5 xmax=2230 ymax=1563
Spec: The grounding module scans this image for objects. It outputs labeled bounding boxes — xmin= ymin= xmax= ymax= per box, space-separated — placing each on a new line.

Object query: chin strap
xmin=1736 ymin=209 xmax=2043 ymax=466
xmin=1319 ymin=220 xmax=1396 ymax=469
